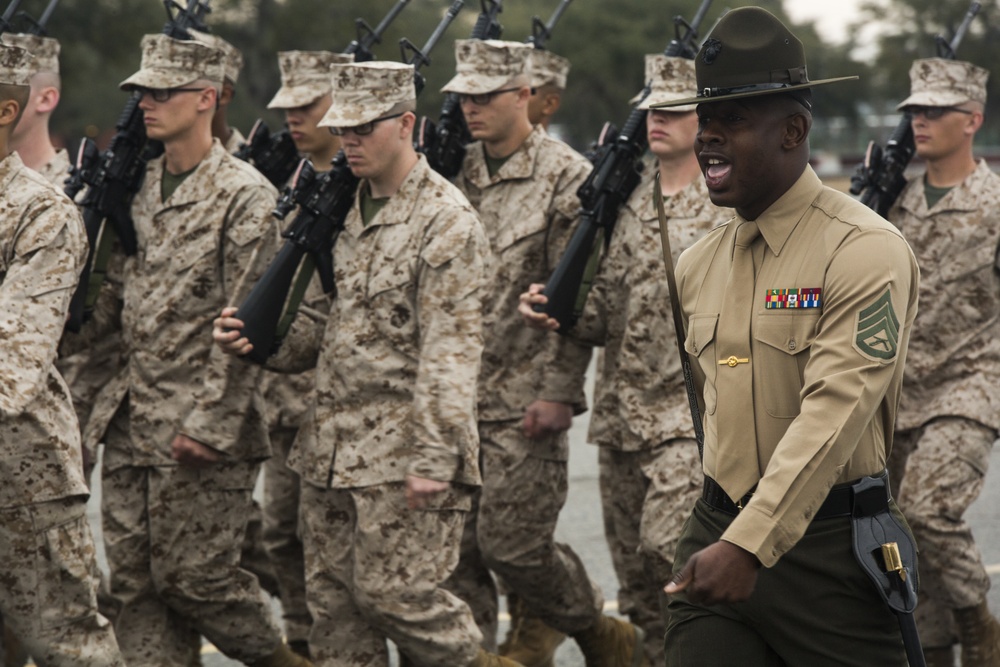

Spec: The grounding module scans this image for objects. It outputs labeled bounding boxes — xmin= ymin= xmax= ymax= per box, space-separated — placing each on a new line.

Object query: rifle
xmin=536 ymin=0 xmax=713 ymax=332
xmin=15 ymin=0 xmax=58 ymax=34
xmin=849 ymin=1 xmax=981 ymax=218
xmin=416 ymin=0 xmax=503 ymax=179
xmin=527 ymin=0 xmax=572 ymax=50
xmin=62 ymin=0 xmax=211 ymax=333
xmin=233 ymin=1 xmax=465 ymax=365
xmin=0 ymin=0 xmax=23 ymax=33
xmin=234 ymin=0 xmax=412 ymax=187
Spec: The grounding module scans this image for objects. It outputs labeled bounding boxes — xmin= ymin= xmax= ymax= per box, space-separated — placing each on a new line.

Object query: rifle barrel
xmin=37 ymin=0 xmax=59 ymax=28
xmin=413 ymin=0 xmax=463 ymax=67
xmin=948 ymin=2 xmax=981 ymax=55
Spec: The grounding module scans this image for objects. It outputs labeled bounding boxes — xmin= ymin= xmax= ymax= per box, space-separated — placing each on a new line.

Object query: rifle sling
xmin=654 ymin=172 xmax=705 ymax=460
xmin=84 ymin=221 xmax=117 ymax=312
xmin=275 ymin=253 xmax=317 ymax=342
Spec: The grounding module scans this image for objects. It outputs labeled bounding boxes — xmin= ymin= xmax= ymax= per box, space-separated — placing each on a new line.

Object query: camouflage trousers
xmin=300 ymin=481 xmax=482 ymax=666
xmin=101 ymin=462 xmax=282 ymax=666
xmin=0 ymin=496 xmax=124 ymax=666
xmin=262 ymin=423 xmax=310 ymax=644
xmin=598 ymin=437 xmax=703 ymax=663
xmin=889 ymin=417 xmax=996 ymax=647
xmin=447 ymin=420 xmax=604 ymax=639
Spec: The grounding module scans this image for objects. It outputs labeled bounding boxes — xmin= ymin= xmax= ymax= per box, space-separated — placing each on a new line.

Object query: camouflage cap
xmin=529 ymin=49 xmax=570 ymax=90
xmin=441 ymin=39 xmax=532 ymax=95
xmin=0 ymin=42 xmax=33 ymax=86
xmin=631 ymin=55 xmax=697 ymax=112
xmin=2 ymin=34 xmax=59 ymax=76
xmin=267 ymin=50 xmax=354 ymax=109
xmin=318 ymin=61 xmax=415 ymax=128
xmin=897 ymin=58 xmax=989 ymax=110
xmin=119 ymin=34 xmax=225 ymax=91
xmin=187 ymin=29 xmax=243 ymax=85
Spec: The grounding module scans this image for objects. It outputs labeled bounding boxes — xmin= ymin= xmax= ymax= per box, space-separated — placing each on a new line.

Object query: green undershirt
xmin=923 ymin=177 xmax=953 ymax=210
xmin=360 ymin=186 xmax=390 ymax=226
xmin=485 ymin=151 xmax=513 ymax=177
xmin=161 ymin=164 xmax=198 ymax=203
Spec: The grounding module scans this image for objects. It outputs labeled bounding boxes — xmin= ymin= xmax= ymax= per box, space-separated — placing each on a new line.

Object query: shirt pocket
xmin=684 ymin=313 xmax=720 ymax=415
xmin=493 ymin=210 xmax=548 ymax=254
xmin=939 ymin=244 xmax=997 ymax=283
xmin=367 ymin=261 xmax=416 ymax=350
xmin=754 ymin=314 xmax=819 ymax=418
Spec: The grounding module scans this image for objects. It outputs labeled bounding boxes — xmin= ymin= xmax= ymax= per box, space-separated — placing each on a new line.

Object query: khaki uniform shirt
xmin=287 ymin=156 xmax=488 ymax=489
xmin=456 ymin=125 xmax=592 ymax=422
xmin=0 ymin=153 xmax=89 ymax=507
xmin=574 ymin=172 xmax=728 ymax=451
xmin=35 ymin=147 xmax=71 ymax=189
xmin=676 ymin=167 xmax=919 ymax=567
xmin=84 ymin=140 xmax=279 ymax=467
xmin=889 ymin=160 xmax=1000 ymax=431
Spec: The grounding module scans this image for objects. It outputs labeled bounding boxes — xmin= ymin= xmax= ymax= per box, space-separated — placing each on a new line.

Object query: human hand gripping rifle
xmin=535 ymin=0 xmax=713 ymax=332
xmin=233 ymin=1 xmax=465 ymax=365
xmin=62 ymin=0 xmax=212 ymax=333
xmin=416 ymin=0 xmax=503 ymax=179
xmin=849 ymin=1 xmax=981 ymax=218
xmin=234 ymin=0 xmax=412 ymax=188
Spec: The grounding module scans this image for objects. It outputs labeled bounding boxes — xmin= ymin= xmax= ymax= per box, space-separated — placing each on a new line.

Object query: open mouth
xmin=703 ymin=157 xmax=732 ymax=189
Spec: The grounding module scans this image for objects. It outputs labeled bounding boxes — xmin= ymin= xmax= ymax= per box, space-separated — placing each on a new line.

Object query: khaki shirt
xmin=456 ymin=125 xmax=592 ymax=425
xmin=84 ymin=141 xmax=279 ymax=467
xmin=287 ymin=156 xmax=488 ymax=489
xmin=676 ymin=167 xmax=919 ymax=567
xmin=35 ymin=147 xmax=71 ymax=189
xmin=574 ymin=172 xmax=728 ymax=451
xmin=889 ymin=160 xmax=1000 ymax=431
xmin=0 ymin=153 xmax=89 ymax=507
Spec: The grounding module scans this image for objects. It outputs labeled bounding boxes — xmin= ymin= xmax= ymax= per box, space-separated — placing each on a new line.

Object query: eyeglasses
xmin=328 ymin=112 xmax=405 ymax=137
xmin=907 ymin=106 xmax=974 ymax=121
xmin=458 ymin=87 xmax=527 ymax=106
xmin=134 ymin=86 xmax=209 ymax=103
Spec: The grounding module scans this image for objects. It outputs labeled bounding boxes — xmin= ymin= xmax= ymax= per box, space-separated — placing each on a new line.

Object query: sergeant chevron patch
xmin=854 ymin=287 xmax=899 ymax=361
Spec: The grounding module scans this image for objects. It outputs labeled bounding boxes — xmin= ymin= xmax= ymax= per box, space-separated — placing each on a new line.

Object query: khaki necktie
xmin=713 ymin=219 xmax=761 ymax=500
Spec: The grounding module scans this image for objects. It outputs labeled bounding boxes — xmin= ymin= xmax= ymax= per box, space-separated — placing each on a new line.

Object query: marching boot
xmin=468 ymin=647 xmax=527 ymax=667
xmin=498 ymin=594 xmax=565 ymax=667
xmin=923 ymin=645 xmax=955 ymax=667
xmin=248 ymin=643 xmax=314 ymax=667
xmin=956 ymin=600 xmax=1000 ymax=667
xmin=571 ymin=615 xmax=650 ymax=667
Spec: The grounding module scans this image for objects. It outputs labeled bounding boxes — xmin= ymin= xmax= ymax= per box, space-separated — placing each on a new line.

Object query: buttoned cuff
xmin=721 ymin=504 xmax=794 ymax=568
xmin=407 ymin=446 xmax=461 ymax=483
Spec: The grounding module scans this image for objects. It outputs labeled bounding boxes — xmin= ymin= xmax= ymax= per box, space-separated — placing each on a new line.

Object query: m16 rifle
xmin=63 ymin=0 xmax=212 ymax=333
xmin=14 ymin=0 xmax=58 ymax=34
xmin=0 ymin=0 xmax=24 ymax=33
xmin=526 ymin=0 xmax=571 ymax=50
xmin=416 ymin=0 xmax=503 ymax=179
xmin=233 ymin=0 xmax=465 ymax=365
xmin=234 ymin=0 xmax=412 ymax=187
xmin=850 ymin=1 xmax=981 ymax=218
xmin=536 ymin=0 xmax=713 ymax=332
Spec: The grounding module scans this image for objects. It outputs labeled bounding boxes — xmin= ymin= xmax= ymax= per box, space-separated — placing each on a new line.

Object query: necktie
xmin=713 ymin=219 xmax=761 ymax=501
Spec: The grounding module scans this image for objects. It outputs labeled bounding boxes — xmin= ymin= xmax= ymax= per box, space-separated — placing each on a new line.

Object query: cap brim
xmin=317 ymin=100 xmax=398 ymax=129
xmin=896 ymin=91 xmax=970 ymax=111
xmin=440 ymin=72 xmax=512 ymax=95
xmin=651 ymin=76 xmax=859 ymax=109
xmin=267 ymin=86 xmax=327 ymax=110
xmin=120 ymin=68 xmax=198 ymax=91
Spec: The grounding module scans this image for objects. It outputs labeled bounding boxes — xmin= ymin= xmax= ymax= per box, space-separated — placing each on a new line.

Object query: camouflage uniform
xmin=35 ymin=147 xmax=70 ymax=187
xmin=573 ymin=163 xmax=727 ymax=660
xmin=0 ymin=90 xmax=124 ymax=666
xmin=83 ymin=35 xmax=284 ymax=666
xmin=274 ymin=61 xmax=489 ymax=666
xmin=887 ymin=60 xmax=1000 ymax=648
xmin=442 ymin=40 xmax=602 ymax=640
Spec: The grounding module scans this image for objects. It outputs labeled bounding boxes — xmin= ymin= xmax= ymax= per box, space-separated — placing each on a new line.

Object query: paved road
xmin=83 ymin=364 xmax=1000 ymax=666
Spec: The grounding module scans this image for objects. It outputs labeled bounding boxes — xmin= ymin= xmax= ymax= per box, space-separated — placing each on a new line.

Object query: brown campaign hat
xmin=897 ymin=58 xmax=989 ymax=110
xmin=652 ymin=6 xmax=857 ymax=109
xmin=120 ymin=34 xmax=225 ymax=91
xmin=267 ymin=50 xmax=354 ymax=110
xmin=2 ymin=33 xmax=58 ymax=76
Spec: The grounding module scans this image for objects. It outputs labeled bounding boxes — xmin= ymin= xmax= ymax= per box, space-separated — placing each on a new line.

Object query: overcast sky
xmin=784 ymin=0 xmax=867 ymax=44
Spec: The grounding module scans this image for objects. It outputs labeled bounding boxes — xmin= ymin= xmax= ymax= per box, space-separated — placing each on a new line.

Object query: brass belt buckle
xmin=719 ymin=355 xmax=749 ymax=367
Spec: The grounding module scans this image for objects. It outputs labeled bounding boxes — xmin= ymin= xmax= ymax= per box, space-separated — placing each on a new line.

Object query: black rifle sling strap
xmin=275 ymin=253 xmax=318 ymax=342
xmin=654 ymin=172 xmax=706 ymax=460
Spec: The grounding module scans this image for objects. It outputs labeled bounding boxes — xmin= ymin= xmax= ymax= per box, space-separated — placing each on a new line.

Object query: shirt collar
xmin=752 ymin=165 xmax=823 ymax=257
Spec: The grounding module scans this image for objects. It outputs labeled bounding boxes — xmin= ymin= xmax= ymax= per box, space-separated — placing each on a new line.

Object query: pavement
xmin=80 ymin=362 xmax=1000 ymax=666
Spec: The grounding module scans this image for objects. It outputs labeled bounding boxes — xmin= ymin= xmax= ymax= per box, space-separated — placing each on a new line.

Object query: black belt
xmin=701 ymin=473 xmax=889 ymax=519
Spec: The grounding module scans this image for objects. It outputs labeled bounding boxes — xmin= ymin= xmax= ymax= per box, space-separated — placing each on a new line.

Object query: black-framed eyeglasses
xmin=328 ymin=112 xmax=405 ymax=137
xmin=458 ymin=87 xmax=527 ymax=106
xmin=906 ymin=105 xmax=974 ymax=121
xmin=133 ymin=86 xmax=209 ymax=103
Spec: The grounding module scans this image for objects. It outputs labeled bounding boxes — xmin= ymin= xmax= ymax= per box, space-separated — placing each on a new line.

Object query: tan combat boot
xmin=248 ymin=643 xmax=314 ymax=667
xmin=923 ymin=645 xmax=955 ymax=667
xmin=956 ymin=601 xmax=1000 ymax=666
xmin=572 ymin=615 xmax=649 ymax=667
xmin=498 ymin=594 xmax=565 ymax=667
xmin=469 ymin=647 xmax=527 ymax=666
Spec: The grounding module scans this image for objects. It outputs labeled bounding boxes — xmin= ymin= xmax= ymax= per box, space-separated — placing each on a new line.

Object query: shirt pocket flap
xmin=685 ymin=313 xmax=719 ymax=357
xmin=367 ymin=261 xmax=411 ymax=299
xmin=939 ymin=244 xmax=997 ymax=283
xmin=494 ymin=211 xmax=548 ymax=252
xmin=755 ymin=314 xmax=818 ymax=357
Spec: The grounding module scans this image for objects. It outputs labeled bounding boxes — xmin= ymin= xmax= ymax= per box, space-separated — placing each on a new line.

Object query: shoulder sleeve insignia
xmin=853 ymin=287 xmax=900 ymax=362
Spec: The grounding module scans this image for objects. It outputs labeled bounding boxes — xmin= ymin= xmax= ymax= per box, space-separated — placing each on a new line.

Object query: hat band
xmin=699 ymin=82 xmax=802 ymax=99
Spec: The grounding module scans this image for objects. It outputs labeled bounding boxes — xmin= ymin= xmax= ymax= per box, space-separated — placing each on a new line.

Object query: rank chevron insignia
xmin=854 ymin=288 xmax=900 ymax=360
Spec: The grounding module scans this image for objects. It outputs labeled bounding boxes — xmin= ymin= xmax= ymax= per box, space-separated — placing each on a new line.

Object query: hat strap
xmin=699 ymin=82 xmax=802 ymax=99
